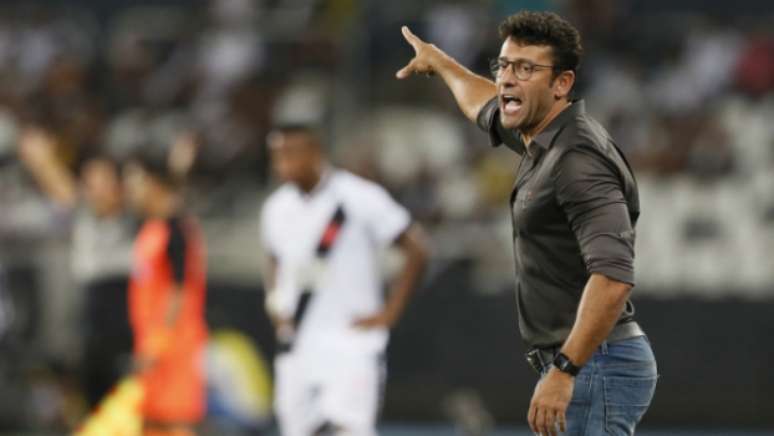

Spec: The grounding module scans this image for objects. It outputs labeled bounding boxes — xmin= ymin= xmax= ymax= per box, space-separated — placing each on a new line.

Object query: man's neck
xmin=521 ymin=99 xmax=571 ymax=147
xmin=297 ymin=164 xmax=327 ymax=194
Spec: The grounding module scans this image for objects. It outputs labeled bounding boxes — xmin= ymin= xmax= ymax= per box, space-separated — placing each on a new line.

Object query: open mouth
xmin=501 ymin=94 xmax=523 ymax=115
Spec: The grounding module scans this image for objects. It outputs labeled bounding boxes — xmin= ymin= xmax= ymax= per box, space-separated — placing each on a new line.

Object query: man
xmin=260 ymin=124 xmax=427 ymax=436
xmin=397 ymin=11 xmax=657 ymax=436
xmin=17 ymin=128 xmax=135 ymax=408
xmin=124 ymin=153 xmax=208 ymax=436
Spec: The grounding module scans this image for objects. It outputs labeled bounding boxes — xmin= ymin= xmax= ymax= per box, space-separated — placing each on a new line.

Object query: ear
xmin=553 ymin=70 xmax=575 ymax=100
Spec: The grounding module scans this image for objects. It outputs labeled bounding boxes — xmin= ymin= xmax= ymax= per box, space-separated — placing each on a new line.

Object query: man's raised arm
xmin=17 ymin=128 xmax=78 ymax=210
xmin=396 ymin=26 xmax=496 ymax=123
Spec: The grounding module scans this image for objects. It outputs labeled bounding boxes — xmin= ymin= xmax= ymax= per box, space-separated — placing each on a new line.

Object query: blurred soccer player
xmin=260 ymin=124 xmax=428 ymax=436
xmin=124 ymin=152 xmax=207 ymax=436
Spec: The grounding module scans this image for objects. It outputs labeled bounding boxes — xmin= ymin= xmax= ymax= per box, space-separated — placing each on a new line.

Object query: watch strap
xmin=553 ymin=352 xmax=581 ymax=376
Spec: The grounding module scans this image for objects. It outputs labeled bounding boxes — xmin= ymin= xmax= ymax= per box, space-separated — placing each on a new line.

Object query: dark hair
xmin=498 ymin=11 xmax=583 ymax=75
xmin=268 ymin=122 xmax=323 ymax=145
xmin=127 ymin=150 xmax=179 ymax=188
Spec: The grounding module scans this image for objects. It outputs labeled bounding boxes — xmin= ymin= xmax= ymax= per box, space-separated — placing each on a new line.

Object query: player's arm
xmin=17 ymin=128 xmax=78 ymax=209
xmin=396 ymin=26 xmax=496 ymax=123
xmin=353 ymin=223 xmax=428 ymax=329
xmin=261 ymin=254 xmax=290 ymax=329
xmin=259 ymin=209 xmax=291 ymax=329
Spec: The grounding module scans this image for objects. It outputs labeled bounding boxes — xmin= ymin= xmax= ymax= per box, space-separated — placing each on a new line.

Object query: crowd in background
xmin=0 ymin=0 xmax=773 ymax=432
xmin=1 ymin=0 xmax=773 ymax=294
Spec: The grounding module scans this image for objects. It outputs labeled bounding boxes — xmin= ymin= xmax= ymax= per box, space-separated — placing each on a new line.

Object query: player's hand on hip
xmin=528 ymin=368 xmax=573 ymax=436
xmin=352 ymin=310 xmax=397 ymax=330
xmin=396 ymin=25 xmax=445 ymax=79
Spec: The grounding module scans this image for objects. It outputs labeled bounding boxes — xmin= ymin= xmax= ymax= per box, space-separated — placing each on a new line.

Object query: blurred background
xmin=0 ymin=0 xmax=773 ymax=434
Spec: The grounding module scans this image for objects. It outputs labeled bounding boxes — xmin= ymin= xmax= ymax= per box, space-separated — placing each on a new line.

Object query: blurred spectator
xmin=0 ymin=0 xmax=769 ymax=322
xmin=17 ymin=128 xmax=134 ymax=409
xmin=735 ymin=33 xmax=774 ymax=96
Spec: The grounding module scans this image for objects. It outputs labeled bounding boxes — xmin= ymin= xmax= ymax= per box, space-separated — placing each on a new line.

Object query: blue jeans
xmin=541 ymin=336 xmax=658 ymax=435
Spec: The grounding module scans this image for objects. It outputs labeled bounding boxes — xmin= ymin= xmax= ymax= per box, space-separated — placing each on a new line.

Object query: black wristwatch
xmin=553 ymin=352 xmax=581 ymax=376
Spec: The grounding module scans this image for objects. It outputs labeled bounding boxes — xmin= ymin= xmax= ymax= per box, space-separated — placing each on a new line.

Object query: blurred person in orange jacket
xmin=123 ymin=151 xmax=207 ymax=436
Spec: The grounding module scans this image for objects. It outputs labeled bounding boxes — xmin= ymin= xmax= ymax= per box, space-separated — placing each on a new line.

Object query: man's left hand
xmin=528 ymin=368 xmax=574 ymax=436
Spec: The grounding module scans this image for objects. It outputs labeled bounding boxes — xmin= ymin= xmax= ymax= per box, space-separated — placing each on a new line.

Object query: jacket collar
xmin=530 ymin=99 xmax=584 ymax=152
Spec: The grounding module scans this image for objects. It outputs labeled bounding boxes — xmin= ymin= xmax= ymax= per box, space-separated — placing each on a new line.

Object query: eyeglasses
xmin=489 ymin=58 xmax=559 ymax=81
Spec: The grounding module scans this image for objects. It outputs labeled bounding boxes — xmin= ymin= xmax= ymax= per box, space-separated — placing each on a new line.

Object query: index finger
xmin=401 ymin=25 xmax=423 ymax=48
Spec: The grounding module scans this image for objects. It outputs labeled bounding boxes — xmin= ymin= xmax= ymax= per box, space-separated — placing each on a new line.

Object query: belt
xmin=525 ymin=321 xmax=645 ymax=375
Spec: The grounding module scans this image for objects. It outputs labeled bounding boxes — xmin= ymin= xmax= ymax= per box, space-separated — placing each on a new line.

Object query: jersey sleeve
xmin=553 ymin=147 xmax=636 ymax=286
xmin=360 ymin=184 xmax=411 ymax=247
xmin=166 ymin=217 xmax=187 ymax=283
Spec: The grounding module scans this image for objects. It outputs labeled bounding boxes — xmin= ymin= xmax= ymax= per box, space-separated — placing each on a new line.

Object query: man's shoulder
xmin=560 ymin=112 xmax=612 ymax=150
xmin=547 ymin=112 xmax=624 ymax=172
xmin=330 ymin=170 xmax=407 ymax=220
xmin=552 ymin=112 xmax=635 ymax=183
xmin=331 ymin=169 xmax=388 ymax=197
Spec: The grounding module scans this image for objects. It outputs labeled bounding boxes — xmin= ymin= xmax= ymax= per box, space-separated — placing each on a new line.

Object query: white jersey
xmin=260 ymin=168 xmax=410 ymax=357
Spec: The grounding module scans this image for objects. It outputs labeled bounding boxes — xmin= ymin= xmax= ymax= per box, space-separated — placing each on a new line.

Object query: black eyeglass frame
xmin=489 ymin=57 xmax=566 ymax=80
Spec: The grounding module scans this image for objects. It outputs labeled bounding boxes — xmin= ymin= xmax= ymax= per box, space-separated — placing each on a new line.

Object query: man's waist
xmin=287 ymin=330 xmax=388 ymax=356
xmin=298 ymin=325 xmax=389 ymax=340
xmin=525 ymin=321 xmax=645 ymax=374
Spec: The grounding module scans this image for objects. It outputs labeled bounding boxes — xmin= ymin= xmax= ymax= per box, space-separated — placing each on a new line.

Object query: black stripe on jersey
xmin=278 ymin=204 xmax=347 ymax=354
xmin=316 ymin=205 xmax=346 ymax=256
